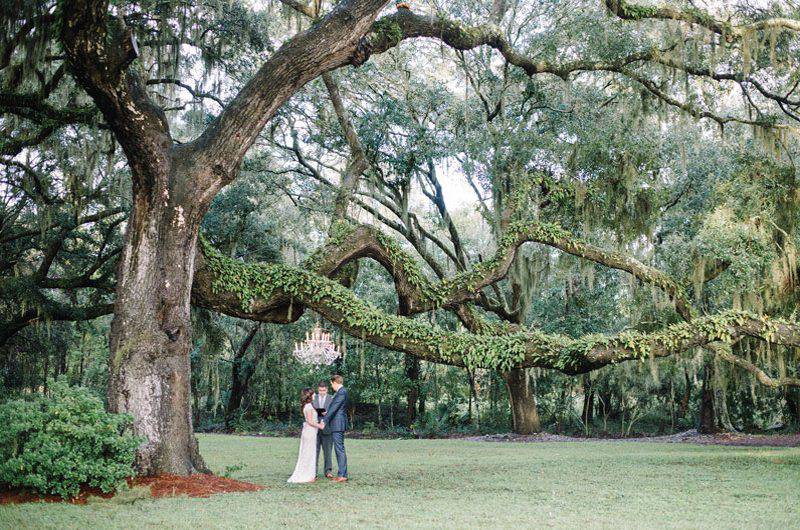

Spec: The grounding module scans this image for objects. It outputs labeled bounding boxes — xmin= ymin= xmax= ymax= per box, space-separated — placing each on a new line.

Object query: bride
xmin=287 ymin=387 xmax=325 ymax=483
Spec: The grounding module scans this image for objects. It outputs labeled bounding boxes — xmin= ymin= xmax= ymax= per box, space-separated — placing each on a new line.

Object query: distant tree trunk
xmin=78 ymin=351 xmax=85 ymax=384
xmin=275 ymin=347 xmax=284 ymax=418
xmin=58 ymin=348 xmax=67 ymax=376
xmin=404 ymin=354 xmax=420 ymax=426
xmin=467 ymin=369 xmax=474 ymax=424
xmin=581 ymin=374 xmax=594 ymax=427
xmin=489 ymin=373 xmax=498 ymax=414
xmin=191 ymin=365 xmax=201 ymax=426
xmin=502 ymin=368 xmax=540 ymax=434
xmin=469 ymin=369 xmax=480 ymax=430
xmin=418 ymin=363 xmax=427 ymax=418
xmin=334 ymin=353 xmax=344 ymax=371
xmin=784 ymin=387 xmax=800 ymax=427
xmin=699 ymin=360 xmax=717 ymax=433
xmin=376 ymin=359 xmax=383 ymax=427
xmin=716 ymin=382 xmax=736 ymax=432
xmin=678 ymin=367 xmax=691 ymax=418
xmin=224 ymin=324 xmax=261 ymax=432
xmin=42 ymin=351 xmax=49 ymax=393
xmin=740 ymin=386 xmax=756 ymax=431
xmin=205 ymin=365 xmax=215 ymax=414
xmin=669 ymin=380 xmax=676 ymax=431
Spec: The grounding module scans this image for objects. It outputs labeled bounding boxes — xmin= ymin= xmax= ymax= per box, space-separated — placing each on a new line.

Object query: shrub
xmin=0 ymin=382 xmax=142 ymax=498
xmin=361 ymin=421 xmax=378 ymax=435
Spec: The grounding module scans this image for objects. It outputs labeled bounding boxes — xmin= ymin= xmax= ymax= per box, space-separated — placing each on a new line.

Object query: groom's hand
xmin=319 ymin=422 xmax=325 ymax=428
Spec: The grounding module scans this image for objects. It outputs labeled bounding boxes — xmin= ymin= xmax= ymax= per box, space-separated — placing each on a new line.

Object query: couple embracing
xmin=287 ymin=374 xmax=349 ymax=483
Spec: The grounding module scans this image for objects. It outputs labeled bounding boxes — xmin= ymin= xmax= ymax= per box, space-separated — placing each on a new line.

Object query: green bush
xmin=0 ymin=382 xmax=142 ymax=498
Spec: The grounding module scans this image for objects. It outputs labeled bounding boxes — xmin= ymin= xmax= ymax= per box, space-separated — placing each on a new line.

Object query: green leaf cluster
xmin=0 ymin=381 xmax=142 ymax=499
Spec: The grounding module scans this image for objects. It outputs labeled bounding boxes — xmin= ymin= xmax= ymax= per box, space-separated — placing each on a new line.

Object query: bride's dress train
xmin=287 ymin=403 xmax=318 ymax=483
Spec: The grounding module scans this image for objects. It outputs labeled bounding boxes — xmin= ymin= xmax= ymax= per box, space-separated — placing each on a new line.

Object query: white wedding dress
xmin=287 ymin=403 xmax=318 ymax=483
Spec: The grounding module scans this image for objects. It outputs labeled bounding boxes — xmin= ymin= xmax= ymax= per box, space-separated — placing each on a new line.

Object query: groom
xmin=319 ymin=374 xmax=349 ymax=482
xmin=312 ymin=380 xmax=333 ymax=478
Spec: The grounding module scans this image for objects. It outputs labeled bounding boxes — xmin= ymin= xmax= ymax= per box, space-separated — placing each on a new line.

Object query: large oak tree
xmin=2 ymin=0 xmax=800 ymax=475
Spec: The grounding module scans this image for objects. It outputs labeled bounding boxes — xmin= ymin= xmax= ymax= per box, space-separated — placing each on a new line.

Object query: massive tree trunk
xmin=59 ymin=0 xmax=389 ymax=477
xmin=108 ymin=160 xmax=209 ymax=476
xmin=502 ymin=368 xmax=540 ymax=434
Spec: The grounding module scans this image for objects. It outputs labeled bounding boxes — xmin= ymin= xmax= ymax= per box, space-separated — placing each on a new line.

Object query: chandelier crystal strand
xmin=293 ymin=323 xmax=341 ymax=365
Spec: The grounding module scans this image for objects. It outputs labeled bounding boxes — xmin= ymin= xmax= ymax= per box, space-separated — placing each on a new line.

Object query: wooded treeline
xmin=1 ymin=0 xmax=800 ymax=474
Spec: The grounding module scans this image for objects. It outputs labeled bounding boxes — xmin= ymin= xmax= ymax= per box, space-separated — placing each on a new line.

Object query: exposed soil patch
xmin=0 ymin=473 xmax=263 ymax=505
xmin=462 ymin=429 xmax=800 ymax=447
xmin=135 ymin=473 xmax=263 ymax=499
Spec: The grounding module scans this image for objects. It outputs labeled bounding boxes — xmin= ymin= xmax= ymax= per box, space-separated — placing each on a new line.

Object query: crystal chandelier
xmin=293 ymin=323 xmax=341 ymax=365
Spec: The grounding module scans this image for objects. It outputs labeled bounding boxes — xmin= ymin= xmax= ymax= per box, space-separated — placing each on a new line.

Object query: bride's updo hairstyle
xmin=300 ymin=387 xmax=314 ymax=411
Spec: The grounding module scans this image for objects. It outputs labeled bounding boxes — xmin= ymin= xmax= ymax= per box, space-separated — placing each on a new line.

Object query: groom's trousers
xmin=331 ymin=431 xmax=347 ymax=477
xmin=316 ymin=432 xmax=333 ymax=475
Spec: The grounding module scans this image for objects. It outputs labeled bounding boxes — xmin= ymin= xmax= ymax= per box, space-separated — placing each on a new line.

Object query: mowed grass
xmin=2 ymin=434 xmax=799 ymax=529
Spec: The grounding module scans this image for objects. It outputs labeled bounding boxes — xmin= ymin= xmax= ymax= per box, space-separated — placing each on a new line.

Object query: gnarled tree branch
xmin=357 ymin=9 xmax=787 ymax=129
xmin=191 ymin=240 xmax=800 ymax=382
xmin=605 ymin=0 xmax=800 ymax=40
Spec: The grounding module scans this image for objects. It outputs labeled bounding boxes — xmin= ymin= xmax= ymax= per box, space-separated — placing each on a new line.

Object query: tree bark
xmin=107 ymin=160 xmax=209 ymax=476
xmin=502 ymin=368 xmax=541 ymax=434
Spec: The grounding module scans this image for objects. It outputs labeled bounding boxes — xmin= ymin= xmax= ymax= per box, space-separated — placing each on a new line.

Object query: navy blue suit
xmin=323 ymin=386 xmax=349 ymax=477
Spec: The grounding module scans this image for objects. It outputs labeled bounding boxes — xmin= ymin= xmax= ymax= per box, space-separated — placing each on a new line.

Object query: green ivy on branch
xmin=196 ymin=236 xmax=800 ymax=382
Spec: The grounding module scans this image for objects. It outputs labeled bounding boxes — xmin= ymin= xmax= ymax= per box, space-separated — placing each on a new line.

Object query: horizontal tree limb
xmin=0 ymin=301 xmax=114 ymax=346
xmin=191 ymin=239 xmax=800 ymax=382
xmin=605 ymin=0 xmax=800 ymax=40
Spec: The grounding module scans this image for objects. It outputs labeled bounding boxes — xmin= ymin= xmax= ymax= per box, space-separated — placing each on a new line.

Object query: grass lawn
xmin=1 ymin=434 xmax=798 ymax=529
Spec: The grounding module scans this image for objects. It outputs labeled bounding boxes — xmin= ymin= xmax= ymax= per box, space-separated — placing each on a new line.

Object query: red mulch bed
xmin=134 ymin=473 xmax=263 ymax=499
xmin=0 ymin=473 xmax=263 ymax=506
